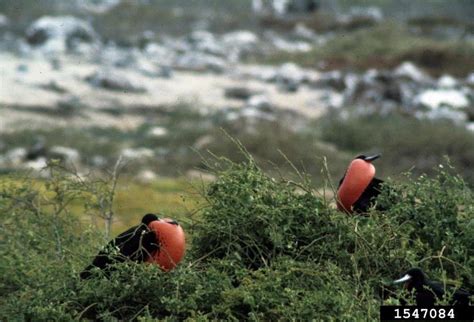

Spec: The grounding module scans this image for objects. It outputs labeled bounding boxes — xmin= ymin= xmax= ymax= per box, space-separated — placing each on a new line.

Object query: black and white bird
xmin=393 ymin=268 xmax=471 ymax=306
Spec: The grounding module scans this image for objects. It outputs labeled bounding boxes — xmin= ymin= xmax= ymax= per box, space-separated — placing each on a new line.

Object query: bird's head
xmin=393 ymin=268 xmax=426 ymax=290
xmin=354 ymin=154 xmax=381 ymax=163
xmin=141 ymin=213 xmax=160 ymax=225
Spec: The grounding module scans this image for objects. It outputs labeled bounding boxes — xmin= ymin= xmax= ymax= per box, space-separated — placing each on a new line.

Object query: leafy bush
xmin=192 ymin=155 xmax=350 ymax=269
xmin=0 ymin=154 xmax=472 ymax=320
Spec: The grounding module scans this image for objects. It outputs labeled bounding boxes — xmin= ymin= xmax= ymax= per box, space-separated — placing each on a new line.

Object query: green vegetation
xmin=319 ymin=113 xmax=474 ymax=185
xmin=264 ymin=23 xmax=474 ymax=76
xmin=1 ymin=154 xmax=472 ymax=320
xmin=4 ymin=105 xmax=474 ymax=186
xmin=0 ymin=104 xmax=348 ymax=183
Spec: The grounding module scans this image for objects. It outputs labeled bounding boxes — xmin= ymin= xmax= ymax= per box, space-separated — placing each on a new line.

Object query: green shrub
xmin=0 ymin=154 xmax=472 ymax=320
xmin=192 ymin=155 xmax=350 ymax=269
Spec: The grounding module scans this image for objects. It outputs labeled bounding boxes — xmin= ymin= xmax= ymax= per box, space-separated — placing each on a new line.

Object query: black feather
xmin=80 ymin=214 xmax=159 ymax=279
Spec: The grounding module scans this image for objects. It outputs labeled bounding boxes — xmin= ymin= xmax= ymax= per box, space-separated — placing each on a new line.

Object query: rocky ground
xmin=0 ymin=4 xmax=473 ymax=179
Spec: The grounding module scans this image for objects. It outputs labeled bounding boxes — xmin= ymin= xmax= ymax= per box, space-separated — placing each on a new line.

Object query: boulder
xmin=222 ymin=30 xmax=259 ymax=50
xmin=78 ymin=0 xmax=121 ymax=14
xmin=247 ymin=94 xmax=273 ymax=110
xmin=416 ymin=107 xmax=468 ymax=124
xmin=136 ymin=169 xmax=158 ymax=184
xmin=174 ymin=52 xmax=226 ymax=73
xmin=26 ymin=16 xmax=99 ymax=53
xmin=275 ymin=63 xmax=305 ymax=86
xmin=293 ymin=23 xmax=317 ymax=40
xmin=147 ymin=126 xmax=168 ymax=137
xmin=50 ymin=146 xmax=80 ymax=163
xmin=225 ymin=87 xmax=260 ymax=100
xmin=121 ymin=147 xmax=154 ymax=161
xmin=0 ymin=14 xmax=9 ymax=29
xmin=394 ymin=61 xmax=430 ymax=83
xmin=86 ymin=69 xmax=147 ymax=93
xmin=1 ymin=148 xmax=27 ymax=166
xmin=188 ymin=30 xmax=224 ymax=56
xmin=415 ymin=89 xmax=470 ymax=109
xmin=437 ymin=75 xmax=458 ymax=88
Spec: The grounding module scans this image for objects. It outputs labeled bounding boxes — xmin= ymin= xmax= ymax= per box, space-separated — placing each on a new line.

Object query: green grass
xmin=319 ymin=113 xmax=474 ymax=185
xmin=262 ymin=22 xmax=474 ymax=76
xmin=3 ymin=103 xmax=474 ymax=186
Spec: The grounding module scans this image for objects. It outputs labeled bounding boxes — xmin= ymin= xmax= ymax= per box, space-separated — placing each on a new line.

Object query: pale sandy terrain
xmin=0 ymin=52 xmax=328 ymax=132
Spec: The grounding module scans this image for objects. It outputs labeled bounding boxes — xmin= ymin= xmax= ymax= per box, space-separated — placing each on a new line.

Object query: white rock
xmin=136 ymin=169 xmax=157 ymax=183
xmin=189 ymin=30 xmax=224 ymax=56
xmin=415 ymin=89 xmax=469 ymax=109
xmin=86 ymin=69 xmax=147 ymax=93
xmin=222 ymin=30 xmax=259 ymax=48
xmin=193 ymin=135 xmax=214 ymax=149
xmin=275 ymin=62 xmax=306 ymax=84
xmin=174 ymin=52 xmax=226 ymax=73
xmin=247 ymin=95 xmax=272 ymax=109
xmin=252 ymin=0 xmax=264 ymax=14
xmin=121 ymin=148 xmax=154 ymax=160
xmin=394 ymin=62 xmax=429 ymax=83
xmin=50 ymin=146 xmax=80 ymax=163
xmin=186 ymin=169 xmax=216 ymax=181
xmin=437 ymin=75 xmax=458 ymax=88
xmin=271 ymin=37 xmax=312 ymax=53
xmin=272 ymin=0 xmax=290 ymax=15
xmin=416 ymin=107 xmax=467 ymax=124
xmin=24 ymin=157 xmax=48 ymax=171
xmin=0 ymin=14 xmax=9 ymax=28
xmin=148 ymin=126 xmax=168 ymax=137
xmin=79 ymin=0 xmax=121 ymax=14
xmin=91 ymin=155 xmax=107 ymax=167
xmin=348 ymin=6 xmax=384 ymax=22
xmin=144 ymin=42 xmax=176 ymax=67
xmin=466 ymin=122 xmax=474 ymax=132
xmin=26 ymin=16 xmax=99 ymax=54
xmin=3 ymin=147 xmax=27 ymax=165
xmin=466 ymin=73 xmax=474 ymax=86
xmin=293 ymin=23 xmax=317 ymax=40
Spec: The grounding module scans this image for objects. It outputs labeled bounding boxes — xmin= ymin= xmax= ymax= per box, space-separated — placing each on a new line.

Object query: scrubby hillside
xmin=0 ymin=154 xmax=472 ymax=320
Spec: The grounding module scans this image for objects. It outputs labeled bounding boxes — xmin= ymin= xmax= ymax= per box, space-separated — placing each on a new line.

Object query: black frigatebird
xmin=80 ymin=213 xmax=160 ymax=279
xmin=393 ymin=268 xmax=471 ymax=306
xmin=337 ymin=154 xmax=384 ymax=213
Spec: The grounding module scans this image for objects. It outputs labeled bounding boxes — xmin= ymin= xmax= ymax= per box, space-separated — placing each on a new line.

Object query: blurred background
xmin=0 ymin=0 xmax=473 ymax=227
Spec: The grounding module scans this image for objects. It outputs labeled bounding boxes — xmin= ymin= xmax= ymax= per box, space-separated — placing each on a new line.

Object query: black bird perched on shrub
xmin=393 ymin=268 xmax=471 ymax=306
xmin=337 ymin=154 xmax=384 ymax=213
xmin=80 ymin=213 xmax=160 ymax=279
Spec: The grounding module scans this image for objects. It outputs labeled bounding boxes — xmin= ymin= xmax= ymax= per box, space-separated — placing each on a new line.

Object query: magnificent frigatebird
xmin=80 ymin=214 xmax=185 ymax=278
xmin=393 ymin=268 xmax=471 ymax=306
xmin=337 ymin=154 xmax=384 ymax=213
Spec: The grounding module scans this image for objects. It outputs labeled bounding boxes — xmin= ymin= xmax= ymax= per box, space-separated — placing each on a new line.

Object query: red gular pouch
xmin=147 ymin=218 xmax=186 ymax=271
xmin=337 ymin=158 xmax=376 ymax=213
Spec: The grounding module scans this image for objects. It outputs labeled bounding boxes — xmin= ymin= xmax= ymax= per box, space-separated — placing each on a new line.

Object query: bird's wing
xmin=352 ymin=177 xmax=384 ymax=213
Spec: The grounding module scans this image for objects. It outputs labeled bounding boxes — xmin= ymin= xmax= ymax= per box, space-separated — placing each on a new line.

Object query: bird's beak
xmin=364 ymin=154 xmax=381 ymax=162
xmin=393 ymin=274 xmax=412 ymax=284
